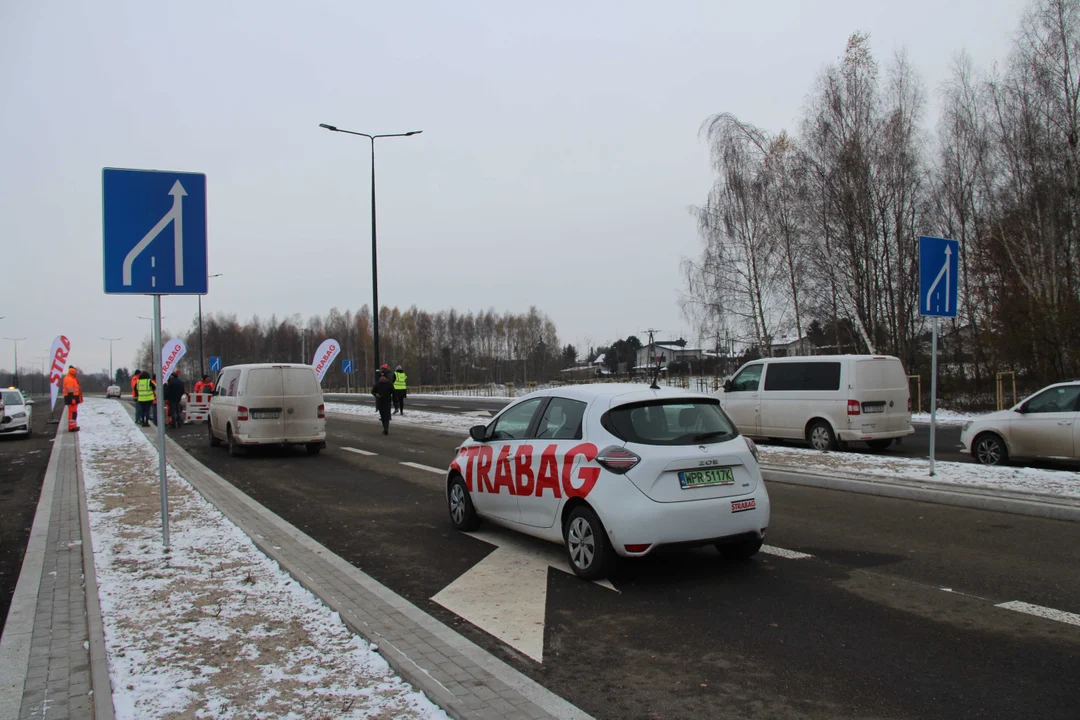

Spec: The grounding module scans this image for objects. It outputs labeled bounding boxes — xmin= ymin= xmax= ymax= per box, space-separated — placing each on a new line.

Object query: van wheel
xmin=306 ymin=443 xmax=322 ymax=456
xmin=808 ymin=420 xmax=837 ymax=451
xmin=867 ymin=439 xmax=892 ymax=451
xmin=974 ymin=432 xmax=1007 ymax=466
xmin=227 ymin=426 xmax=243 ymax=457
xmin=716 ymin=534 xmax=763 ymax=562
xmin=564 ymin=506 xmax=615 ymax=581
xmin=209 ymin=419 xmax=221 ymax=447
xmin=448 ymin=475 xmax=480 ymax=531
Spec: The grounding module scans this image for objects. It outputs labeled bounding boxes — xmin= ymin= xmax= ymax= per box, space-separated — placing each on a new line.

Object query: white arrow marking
xmin=462 ymin=410 xmax=492 ymax=418
xmin=432 ymin=528 xmax=616 ymax=663
xmin=925 ymin=245 xmax=952 ymax=313
xmin=122 ymin=180 xmax=187 ymax=287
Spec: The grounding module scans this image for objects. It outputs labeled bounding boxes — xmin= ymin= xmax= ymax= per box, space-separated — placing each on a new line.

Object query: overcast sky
xmin=1 ymin=0 xmax=1026 ymax=376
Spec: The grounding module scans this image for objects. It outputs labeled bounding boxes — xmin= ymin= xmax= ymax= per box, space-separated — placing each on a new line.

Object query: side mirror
xmin=1015 ymin=403 xmax=1026 ymax=414
xmin=469 ymin=425 xmax=488 ymax=442
xmin=26 ymin=398 xmax=35 ymax=405
xmin=723 ymin=379 xmax=733 ymax=392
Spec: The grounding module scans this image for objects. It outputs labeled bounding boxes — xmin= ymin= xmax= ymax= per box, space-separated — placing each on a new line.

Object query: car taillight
xmin=907 ymin=396 xmax=912 ymax=412
xmin=596 ymin=446 xmax=640 ymax=474
xmin=237 ymin=406 xmax=249 ymax=421
xmin=847 ymin=400 xmax=861 ymax=416
xmin=744 ymin=436 xmax=760 ymax=463
xmin=318 ymin=403 xmax=325 ymax=419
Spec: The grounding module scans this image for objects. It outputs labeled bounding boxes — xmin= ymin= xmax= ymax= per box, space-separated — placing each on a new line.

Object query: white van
xmin=209 ymin=363 xmax=326 ymax=456
xmin=717 ymin=355 xmax=914 ymax=451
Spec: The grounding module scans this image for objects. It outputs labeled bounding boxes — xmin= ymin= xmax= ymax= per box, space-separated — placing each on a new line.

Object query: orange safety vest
xmin=63 ymin=373 xmax=82 ymax=404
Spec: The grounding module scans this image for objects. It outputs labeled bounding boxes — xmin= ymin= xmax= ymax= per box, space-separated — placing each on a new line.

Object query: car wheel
xmin=209 ymin=419 xmax=221 ymax=447
xmin=447 ymin=475 xmax=480 ymax=531
xmin=867 ymin=439 xmax=892 ymax=451
xmin=974 ymin=432 xmax=1007 ymax=466
xmin=716 ymin=534 xmax=764 ymax=562
xmin=305 ymin=443 xmax=322 ymax=456
xmin=564 ymin=506 xmax=615 ymax=581
xmin=808 ymin=420 xmax=837 ymax=451
xmin=227 ymin=426 xmax=243 ymax=457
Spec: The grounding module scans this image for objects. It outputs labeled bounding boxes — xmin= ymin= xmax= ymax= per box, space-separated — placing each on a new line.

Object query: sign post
xmin=104 ymin=168 xmax=208 ymax=547
xmin=918 ymin=236 xmax=960 ymax=477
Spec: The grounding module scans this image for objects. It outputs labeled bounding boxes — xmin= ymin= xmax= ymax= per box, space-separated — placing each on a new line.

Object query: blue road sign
xmin=342 ymin=359 xmax=353 ymax=373
xmin=209 ymin=356 xmax=222 ymax=372
xmin=919 ymin=236 xmax=960 ymax=318
xmin=103 ymin=168 xmax=208 ymax=295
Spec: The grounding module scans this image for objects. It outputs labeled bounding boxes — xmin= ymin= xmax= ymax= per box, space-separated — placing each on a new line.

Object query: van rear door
xmin=241 ymin=367 xmax=286 ymax=440
xmin=282 ymin=366 xmax=324 ymax=440
xmin=852 ymin=358 xmax=911 ymax=434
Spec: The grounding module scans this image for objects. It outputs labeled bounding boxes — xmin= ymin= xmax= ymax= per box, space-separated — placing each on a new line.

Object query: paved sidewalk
xmin=0 ymin=426 xmax=114 ymax=720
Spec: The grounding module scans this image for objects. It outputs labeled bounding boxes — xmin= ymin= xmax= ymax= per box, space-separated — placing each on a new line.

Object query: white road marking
xmin=400 ymin=461 xmax=444 ymax=474
xmin=432 ymin=529 xmax=616 ymax=663
xmin=341 ymin=447 xmax=377 ymax=456
xmin=761 ymin=545 xmax=814 ymax=560
xmin=995 ymin=601 xmax=1080 ymax=627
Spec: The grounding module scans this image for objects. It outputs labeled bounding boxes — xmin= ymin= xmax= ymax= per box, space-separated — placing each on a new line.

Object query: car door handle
xmin=1058 ymin=421 xmax=1073 ymax=426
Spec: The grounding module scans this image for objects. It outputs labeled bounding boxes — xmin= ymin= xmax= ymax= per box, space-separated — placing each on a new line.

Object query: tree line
xmin=682 ymin=0 xmax=1080 ymax=398
xmin=132 ymin=305 xmax=562 ymax=389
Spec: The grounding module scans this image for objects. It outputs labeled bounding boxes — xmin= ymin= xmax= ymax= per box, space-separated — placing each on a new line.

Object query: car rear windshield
xmin=282 ymin=367 xmax=318 ymax=396
xmin=244 ymin=369 xmax=282 ymax=397
xmin=605 ymin=400 xmax=737 ymax=446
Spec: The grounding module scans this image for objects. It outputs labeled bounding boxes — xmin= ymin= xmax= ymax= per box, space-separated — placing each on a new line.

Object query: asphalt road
xmin=0 ymin=398 xmax=59 ymax=634
xmin=171 ymin=413 xmax=1080 ymax=719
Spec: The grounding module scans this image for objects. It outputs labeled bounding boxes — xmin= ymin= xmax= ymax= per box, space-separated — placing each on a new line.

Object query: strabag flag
xmin=312 ymin=339 xmax=341 ymax=383
xmin=161 ymin=338 xmax=187 ymax=380
xmin=48 ymin=335 xmax=72 ymax=410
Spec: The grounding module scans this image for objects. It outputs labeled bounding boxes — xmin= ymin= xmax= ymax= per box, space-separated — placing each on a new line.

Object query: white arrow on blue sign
xmin=209 ymin=356 xmax=222 ymax=372
xmin=103 ymin=168 xmax=208 ymax=295
xmin=342 ymin=359 xmax=353 ymax=373
xmin=919 ymin=236 xmax=960 ymax=318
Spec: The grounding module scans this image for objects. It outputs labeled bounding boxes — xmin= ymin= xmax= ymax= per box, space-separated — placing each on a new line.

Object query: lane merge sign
xmin=342 ymin=359 xmax=353 ymax=373
xmin=919 ymin=236 xmax=959 ymax=318
xmin=103 ymin=168 xmax=208 ymax=295
xmin=209 ymin=356 xmax=222 ymax=372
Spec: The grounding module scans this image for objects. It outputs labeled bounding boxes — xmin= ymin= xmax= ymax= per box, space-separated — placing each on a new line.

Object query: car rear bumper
xmin=235 ymin=434 xmax=326 ymax=446
xmin=838 ymin=425 xmax=914 ymax=442
xmin=595 ymin=486 xmax=771 ymax=557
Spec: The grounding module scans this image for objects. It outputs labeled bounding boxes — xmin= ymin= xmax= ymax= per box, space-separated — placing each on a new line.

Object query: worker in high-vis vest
xmin=62 ymin=366 xmax=83 ymax=431
xmin=136 ymin=373 xmax=156 ymax=427
xmin=392 ymin=365 xmax=407 ymax=415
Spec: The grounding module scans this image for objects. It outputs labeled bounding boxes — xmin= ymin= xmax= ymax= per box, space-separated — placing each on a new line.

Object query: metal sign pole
xmin=929 ymin=316 xmax=939 ymax=477
xmin=153 ymin=295 xmax=170 ymax=547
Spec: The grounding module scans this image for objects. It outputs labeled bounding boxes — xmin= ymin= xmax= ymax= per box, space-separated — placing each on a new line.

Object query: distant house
xmin=635 ymin=340 xmax=706 ymax=369
xmin=770 ymin=335 xmax=815 ymax=357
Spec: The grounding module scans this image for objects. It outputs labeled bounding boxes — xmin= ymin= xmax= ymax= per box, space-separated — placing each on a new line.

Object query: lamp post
xmin=3 ymin=337 xmax=27 ymax=388
xmin=137 ymin=316 xmax=165 ymax=372
xmin=319 ymin=123 xmax=422 ymax=370
xmin=198 ymin=273 xmax=223 ymax=379
xmin=32 ymin=356 xmax=48 ymax=395
xmin=101 ymin=337 xmax=122 ymax=383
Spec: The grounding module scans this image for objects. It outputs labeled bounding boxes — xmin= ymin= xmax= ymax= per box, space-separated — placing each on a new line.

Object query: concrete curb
xmin=72 ymin=433 xmax=115 ymax=720
xmin=0 ymin=427 xmax=64 ymax=719
xmin=762 ymin=465 xmax=1080 ymax=522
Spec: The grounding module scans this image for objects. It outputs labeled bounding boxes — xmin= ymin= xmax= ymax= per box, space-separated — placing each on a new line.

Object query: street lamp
xmin=137 ymin=316 xmax=165 ymax=372
xmin=3 ymin=337 xmax=27 ymax=388
xmin=101 ymin=337 xmax=122 ymax=383
xmin=198 ymin=273 xmax=223 ymax=379
xmin=319 ymin=123 xmax=422 ymax=369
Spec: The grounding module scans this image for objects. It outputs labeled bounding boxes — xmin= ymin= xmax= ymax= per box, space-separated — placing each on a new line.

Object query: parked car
xmin=960 ymin=381 xmax=1080 ymax=465
xmin=444 ymin=384 xmax=770 ymax=580
xmin=0 ymin=388 xmax=33 ymax=438
xmin=208 ymin=363 xmax=326 ymax=456
xmin=106 ymin=385 xmax=122 ymax=398
xmin=716 ymin=355 xmax=914 ymax=451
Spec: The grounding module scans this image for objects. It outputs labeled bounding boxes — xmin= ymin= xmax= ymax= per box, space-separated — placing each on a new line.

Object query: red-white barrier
xmin=186 ymin=392 xmax=211 ymax=423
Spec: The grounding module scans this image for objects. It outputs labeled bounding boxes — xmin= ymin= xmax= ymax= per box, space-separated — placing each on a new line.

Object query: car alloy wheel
xmin=975 ymin=434 xmax=1005 ymax=465
xmin=567 ymin=517 xmax=596 ymax=571
xmin=447 ymin=475 xmax=480 ymax=531
xmin=449 ymin=484 xmax=467 ymax=525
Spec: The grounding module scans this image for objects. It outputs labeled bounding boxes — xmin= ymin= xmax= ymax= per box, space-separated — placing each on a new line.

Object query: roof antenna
xmin=643 ymin=328 xmax=661 ymax=390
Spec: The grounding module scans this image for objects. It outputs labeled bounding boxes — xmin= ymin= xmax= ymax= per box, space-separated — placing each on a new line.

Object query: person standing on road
xmin=372 ymin=367 xmax=394 ymax=435
xmin=136 ymin=372 xmax=156 ymax=426
xmin=130 ymin=369 xmax=141 ymax=402
xmin=165 ymin=371 xmax=185 ymax=428
xmin=393 ymin=365 xmax=408 ymax=415
xmin=62 ymin=366 xmax=83 ymax=432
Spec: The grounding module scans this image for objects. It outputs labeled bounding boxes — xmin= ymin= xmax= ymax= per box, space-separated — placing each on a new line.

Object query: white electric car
xmin=0 ymin=388 xmax=33 ymax=438
xmin=444 ymin=384 xmax=770 ymax=580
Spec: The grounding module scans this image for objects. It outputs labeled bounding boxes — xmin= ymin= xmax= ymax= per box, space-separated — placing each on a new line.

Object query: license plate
xmin=251 ymin=411 xmax=280 ymax=420
xmin=862 ymin=403 xmax=885 ymax=414
xmin=679 ymin=467 xmax=735 ymax=489
xmin=731 ymin=498 xmax=756 ymax=513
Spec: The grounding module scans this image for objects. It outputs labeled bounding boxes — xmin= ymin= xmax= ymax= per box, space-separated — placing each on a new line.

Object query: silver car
xmin=0 ymin=388 xmax=33 ymax=438
xmin=960 ymin=381 xmax=1080 ymax=465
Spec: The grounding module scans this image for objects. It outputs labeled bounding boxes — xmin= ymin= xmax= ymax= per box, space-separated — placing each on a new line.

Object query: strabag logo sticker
xmin=449 ymin=443 xmax=600 ymax=499
xmin=731 ymin=498 xmax=756 ymax=513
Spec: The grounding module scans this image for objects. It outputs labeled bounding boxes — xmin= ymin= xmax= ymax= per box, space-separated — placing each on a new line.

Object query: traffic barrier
xmin=186 ymin=392 xmax=211 ymax=423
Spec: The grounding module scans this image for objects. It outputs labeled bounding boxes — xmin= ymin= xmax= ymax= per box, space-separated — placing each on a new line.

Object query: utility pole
xmin=3 ymin=337 xmax=27 ymax=388
xmin=101 ymin=337 xmax=122 ymax=383
xmin=642 ymin=329 xmax=661 ymax=389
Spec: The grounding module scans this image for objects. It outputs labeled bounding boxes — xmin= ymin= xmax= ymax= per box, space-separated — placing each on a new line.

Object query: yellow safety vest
xmin=136 ymin=377 xmax=155 ymax=402
xmin=393 ymin=371 xmax=407 ymax=391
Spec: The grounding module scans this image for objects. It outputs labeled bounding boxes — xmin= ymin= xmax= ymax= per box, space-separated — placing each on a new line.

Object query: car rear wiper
xmin=692 ymin=430 xmax=732 ymax=442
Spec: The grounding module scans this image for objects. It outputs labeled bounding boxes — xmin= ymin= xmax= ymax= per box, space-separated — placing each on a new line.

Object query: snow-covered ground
xmin=78 ymin=399 xmax=449 ymax=720
xmin=759 ymin=444 xmax=1080 ymax=499
xmin=326 ymin=402 xmax=477 ymax=434
xmin=910 ymin=409 xmax=985 ymax=425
